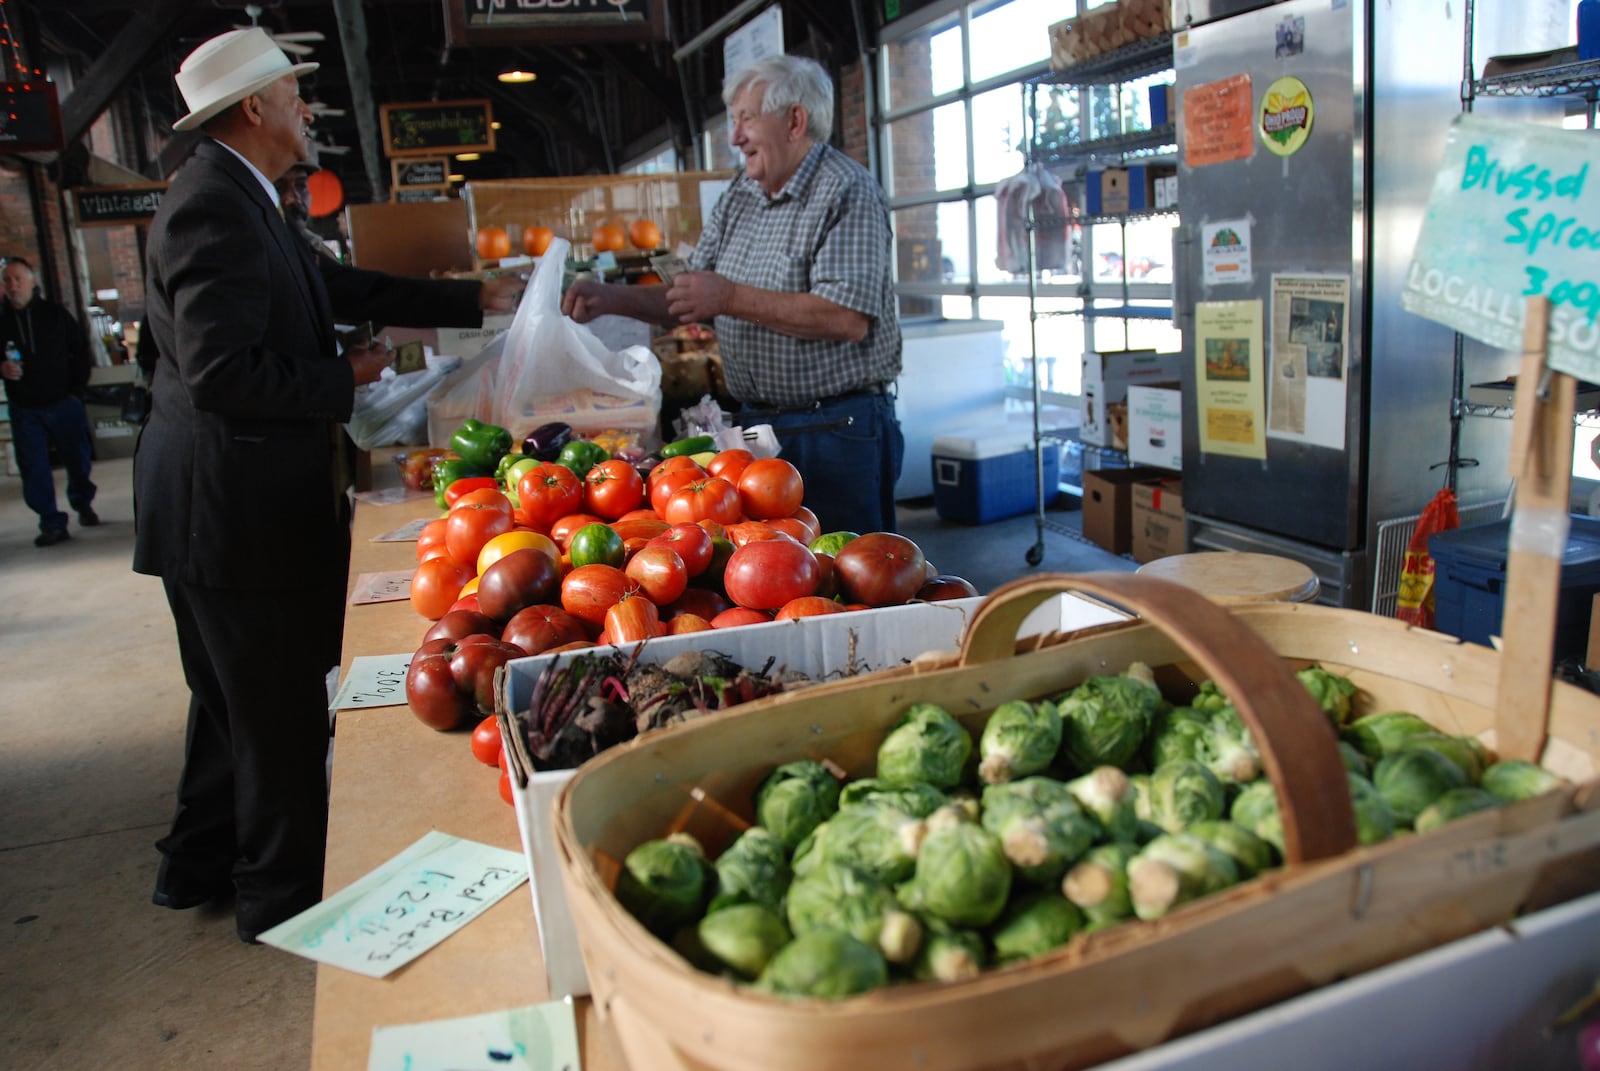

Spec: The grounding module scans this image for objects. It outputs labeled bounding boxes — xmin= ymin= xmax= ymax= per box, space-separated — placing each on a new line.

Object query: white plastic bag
xmin=345 ymin=357 xmax=456 ymax=451
xmin=491 ymin=238 xmax=662 ymax=443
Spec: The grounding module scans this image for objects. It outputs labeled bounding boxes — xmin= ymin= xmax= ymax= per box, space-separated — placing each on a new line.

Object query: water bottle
xmin=1582 ymin=0 xmax=1600 ymax=62
xmin=4 ymin=340 xmax=20 ymax=375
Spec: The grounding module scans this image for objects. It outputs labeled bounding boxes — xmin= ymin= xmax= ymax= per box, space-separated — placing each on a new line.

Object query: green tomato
xmin=809 ymin=531 xmax=861 ymax=556
xmin=500 ymin=456 xmax=543 ymax=509
xmin=568 ymin=522 xmax=625 ymax=569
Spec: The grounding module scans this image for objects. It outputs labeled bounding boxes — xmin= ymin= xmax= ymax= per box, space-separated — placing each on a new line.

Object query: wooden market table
xmin=309 ymin=461 xmax=623 ymax=1070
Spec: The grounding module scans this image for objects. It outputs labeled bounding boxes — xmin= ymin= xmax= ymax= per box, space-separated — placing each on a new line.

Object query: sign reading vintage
xmin=442 ymin=0 xmax=666 ymax=46
xmin=70 ymin=185 xmax=168 ymax=226
xmin=380 ymin=99 xmax=495 ymax=156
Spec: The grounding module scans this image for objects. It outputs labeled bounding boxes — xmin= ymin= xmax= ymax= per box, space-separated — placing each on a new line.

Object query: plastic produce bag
xmin=492 ymin=237 xmax=662 ymax=444
xmin=1395 ymin=487 xmax=1460 ymax=628
xmin=345 ymin=356 xmax=458 ymax=451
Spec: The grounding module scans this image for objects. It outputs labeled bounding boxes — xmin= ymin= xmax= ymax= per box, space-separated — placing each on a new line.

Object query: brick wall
xmin=839 ymin=61 xmax=868 ymax=166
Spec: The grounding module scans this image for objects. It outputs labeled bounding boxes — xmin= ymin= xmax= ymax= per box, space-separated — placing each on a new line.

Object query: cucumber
xmin=661 ymin=434 xmax=716 ymax=458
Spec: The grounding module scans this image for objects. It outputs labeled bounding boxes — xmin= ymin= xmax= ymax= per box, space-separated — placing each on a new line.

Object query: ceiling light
xmin=448 ymin=174 xmax=465 ymax=183
xmin=491 ymin=121 xmax=502 ymax=130
xmin=497 ymin=68 xmax=537 ymax=84
xmin=455 ymin=152 xmax=480 ymax=162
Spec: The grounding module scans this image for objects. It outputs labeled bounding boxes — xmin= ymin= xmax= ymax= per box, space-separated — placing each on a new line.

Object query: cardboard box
xmin=1088 ymin=168 xmax=1131 ymax=216
xmin=932 ymin=429 xmax=1058 ymax=524
xmin=1132 ymin=478 xmax=1185 ymax=563
xmin=1081 ymin=465 xmax=1168 ymax=554
xmin=1127 ymin=384 xmax=1183 ymax=471
xmin=1154 ymin=173 xmax=1180 ymax=210
xmin=84 ymin=404 xmax=139 ymax=460
xmin=1081 ymin=350 xmax=1184 ymax=448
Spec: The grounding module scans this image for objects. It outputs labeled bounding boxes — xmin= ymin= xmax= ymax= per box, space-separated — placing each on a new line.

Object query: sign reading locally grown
xmin=0 ymin=81 xmax=63 ymax=154
xmin=380 ymin=99 xmax=495 ymax=157
xmin=392 ymin=158 xmax=450 ymax=188
xmin=443 ymin=0 xmax=666 ymax=46
xmin=70 ymin=184 xmax=168 ymax=227
xmin=1404 ymin=115 xmax=1600 ymax=382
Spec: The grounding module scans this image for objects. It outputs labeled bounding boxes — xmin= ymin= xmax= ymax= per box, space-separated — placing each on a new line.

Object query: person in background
xmin=275 ymin=150 xmax=331 ymax=257
xmin=562 ymin=53 xmax=904 ymax=534
xmin=0 ymin=256 xmax=97 ymax=547
xmin=137 ymin=28 xmax=520 ymax=944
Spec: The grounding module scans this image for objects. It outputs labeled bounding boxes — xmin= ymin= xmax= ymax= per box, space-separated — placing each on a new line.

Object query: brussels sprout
xmin=1129 ymin=773 xmax=1153 ymax=822
xmin=1145 ymin=706 xmax=1213 ymax=769
xmin=910 ymin=918 xmax=987 ymax=982
xmin=1066 ymin=765 xmax=1140 ymax=842
xmin=697 ymin=903 xmax=791 ymax=979
xmin=1054 ymin=667 xmax=1163 ymax=773
xmin=756 ymin=928 xmax=889 ymax=998
xmin=1185 ymin=819 xmax=1277 ymax=879
xmin=989 ymin=892 xmax=1085 ymax=964
xmin=1337 ymin=741 xmax=1372 ymax=779
xmin=978 ymin=699 xmax=1064 ymax=785
xmin=877 ymin=703 xmax=973 ymax=789
xmin=980 ymin=777 xmax=1098 ymax=886
xmin=1414 ymin=787 xmax=1502 ymax=833
xmin=1481 ymin=759 xmax=1565 ymax=803
xmin=615 ymin=832 xmax=708 ymax=939
xmin=1228 ymin=780 xmax=1285 ymax=856
xmin=1190 ymin=679 xmax=1233 ymax=717
xmin=1297 ymin=666 xmax=1358 ymax=726
xmin=1147 ymin=760 xmax=1227 ymax=834
xmin=1394 ymin=733 xmax=1489 ymax=784
xmin=897 ymin=822 xmax=1013 ymax=928
xmin=800 ymin=805 xmax=927 ymax=885
xmin=838 ymin=778 xmax=948 ymax=818
xmin=1127 ymin=832 xmax=1240 ymax=920
xmin=1348 ymin=773 xmax=1397 ymax=845
xmin=756 ymin=760 xmax=842 ymax=851
xmin=1343 ymin=711 xmax=1439 ymax=761
xmin=1202 ymin=705 xmax=1263 ymax=785
xmin=1061 ymin=842 xmax=1138 ymax=931
xmin=709 ymin=826 xmax=792 ymax=914
xmin=787 ymin=862 xmax=896 ymax=942
xmin=1372 ymin=748 xmax=1468 ymax=828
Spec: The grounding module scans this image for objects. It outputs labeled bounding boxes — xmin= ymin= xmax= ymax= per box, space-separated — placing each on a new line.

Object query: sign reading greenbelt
xmin=1404 ymin=115 xmax=1600 ymax=380
xmin=70 ymin=185 xmax=168 ymax=227
xmin=380 ymin=99 xmax=495 ymax=157
xmin=444 ymin=0 xmax=665 ymax=45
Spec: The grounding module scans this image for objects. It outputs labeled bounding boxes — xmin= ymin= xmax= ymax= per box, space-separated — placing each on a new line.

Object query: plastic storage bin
xmin=1428 ymin=515 xmax=1600 ymax=661
xmin=931 ymin=431 xmax=1057 ymax=524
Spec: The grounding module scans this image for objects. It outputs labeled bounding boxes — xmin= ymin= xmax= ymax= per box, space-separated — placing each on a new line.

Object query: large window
xmin=877 ymin=0 xmax=1179 ymax=399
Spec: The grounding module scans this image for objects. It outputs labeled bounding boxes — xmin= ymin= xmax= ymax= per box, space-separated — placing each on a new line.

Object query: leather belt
xmin=741 ymin=383 xmax=888 ymax=418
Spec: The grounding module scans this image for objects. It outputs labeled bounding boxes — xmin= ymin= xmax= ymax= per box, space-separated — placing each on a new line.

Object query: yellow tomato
xmin=459 ymin=576 xmax=480 ymax=597
xmin=476 ymin=529 xmax=561 ymax=576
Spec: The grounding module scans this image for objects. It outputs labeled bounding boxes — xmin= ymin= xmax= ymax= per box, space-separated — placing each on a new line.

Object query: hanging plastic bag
xmin=491 ymin=238 xmax=663 ymax=447
xmin=1395 ymin=487 xmax=1460 ymax=628
xmin=346 ymin=356 xmax=458 ymax=451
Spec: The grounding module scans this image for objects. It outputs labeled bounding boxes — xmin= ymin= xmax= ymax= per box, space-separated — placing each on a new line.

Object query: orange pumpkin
xmin=522 ymin=225 xmax=555 ymax=256
xmin=635 ymin=271 xmax=663 ymax=286
xmin=476 ymin=227 xmax=512 ymax=260
xmin=592 ymin=224 xmax=626 ymax=253
xmin=628 ymin=218 xmax=663 ymax=251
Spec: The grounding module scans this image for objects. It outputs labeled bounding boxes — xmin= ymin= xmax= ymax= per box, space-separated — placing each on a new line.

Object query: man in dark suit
xmin=137 ymin=28 xmax=520 ymax=942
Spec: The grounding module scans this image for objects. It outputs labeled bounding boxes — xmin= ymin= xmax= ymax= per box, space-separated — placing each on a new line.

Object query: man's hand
xmin=345 ymin=341 xmax=391 ymax=387
xmin=479 ymin=273 xmax=524 ymax=314
xmin=666 ymin=271 xmax=733 ymax=324
xmin=0 ymin=357 xmax=19 ymax=381
xmin=560 ymin=278 xmax=609 ymax=324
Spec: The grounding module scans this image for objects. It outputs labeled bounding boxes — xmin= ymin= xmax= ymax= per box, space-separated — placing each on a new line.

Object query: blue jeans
xmin=749 ymin=391 xmax=905 ymax=535
xmin=11 ymin=395 xmax=95 ymax=532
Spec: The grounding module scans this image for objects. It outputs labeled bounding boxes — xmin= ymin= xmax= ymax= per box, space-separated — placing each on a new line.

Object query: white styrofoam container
xmin=499 ymin=593 xmax=1128 ymax=998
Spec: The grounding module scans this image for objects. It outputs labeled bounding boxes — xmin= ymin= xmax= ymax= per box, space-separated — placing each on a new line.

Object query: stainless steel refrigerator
xmin=1170 ymin=0 xmax=1565 ymax=607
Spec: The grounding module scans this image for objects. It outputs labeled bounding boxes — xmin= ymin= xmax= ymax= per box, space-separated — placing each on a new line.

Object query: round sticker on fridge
xmin=1259 ymin=76 xmax=1313 ymax=156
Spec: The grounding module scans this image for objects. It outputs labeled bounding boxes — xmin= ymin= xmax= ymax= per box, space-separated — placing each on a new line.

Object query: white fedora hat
xmin=173 ymin=28 xmax=317 ymax=132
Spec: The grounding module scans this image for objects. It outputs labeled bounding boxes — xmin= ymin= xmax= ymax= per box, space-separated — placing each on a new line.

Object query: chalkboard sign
xmin=70 ymin=185 xmax=168 ymax=227
xmin=392 ymin=158 xmax=450 ymax=188
xmin=380 ymin=99 xmax=495 ymax=157
xmin=444 ymin=0 xmax=665 ymax=45
xmin=393 ymin=187 xmax=449 ymax=204
xmin=0 ymin=81 xmax=63 ymax=154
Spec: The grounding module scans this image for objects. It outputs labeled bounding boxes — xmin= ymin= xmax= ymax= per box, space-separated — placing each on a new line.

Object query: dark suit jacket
xmin=135 ymin=139 xmax=483 ymax=589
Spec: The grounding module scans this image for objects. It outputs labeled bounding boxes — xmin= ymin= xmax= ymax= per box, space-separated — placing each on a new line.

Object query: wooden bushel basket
xmin=553 ymin=573 xmax=1600 ymax=1071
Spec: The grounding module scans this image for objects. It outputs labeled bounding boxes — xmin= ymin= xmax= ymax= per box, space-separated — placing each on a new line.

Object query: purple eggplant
xmin=522 ymin=421 xmax=573 ymax=461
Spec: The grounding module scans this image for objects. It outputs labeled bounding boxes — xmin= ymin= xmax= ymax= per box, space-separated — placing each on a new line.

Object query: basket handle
xmin=959 ymin=572 xmax=1357 ymax=865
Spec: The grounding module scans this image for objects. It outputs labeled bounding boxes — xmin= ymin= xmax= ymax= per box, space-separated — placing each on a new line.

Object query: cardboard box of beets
xmin=495 ymin=594 xmax=1122 ymax=999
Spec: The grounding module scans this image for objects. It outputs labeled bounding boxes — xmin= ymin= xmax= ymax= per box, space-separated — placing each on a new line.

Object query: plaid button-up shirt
xmin=690 ymin=142 xmax=902 ymax=408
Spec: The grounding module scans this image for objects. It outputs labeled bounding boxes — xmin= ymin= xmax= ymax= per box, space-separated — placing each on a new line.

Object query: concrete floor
xmin=0 ymin=451 xmax=1122 ymax=1070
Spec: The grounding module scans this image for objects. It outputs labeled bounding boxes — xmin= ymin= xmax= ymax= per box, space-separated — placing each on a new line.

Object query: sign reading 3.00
xmin=1404 ymin=115 xmax=1600 ymax=380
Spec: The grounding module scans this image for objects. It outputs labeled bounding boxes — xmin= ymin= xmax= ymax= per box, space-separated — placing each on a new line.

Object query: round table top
xmin=1136 ymin=551 xmax=1321 ymax=605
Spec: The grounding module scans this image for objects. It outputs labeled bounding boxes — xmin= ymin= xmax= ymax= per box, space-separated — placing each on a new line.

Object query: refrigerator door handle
xmin=1172 ymin=224 xmax=1192 ymax=330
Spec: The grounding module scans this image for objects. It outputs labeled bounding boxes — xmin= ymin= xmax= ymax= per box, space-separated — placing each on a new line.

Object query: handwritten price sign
xmin=349 ymin=569 xmax=414 ymax=605
xmin=1404 ymin=114 xmax=1600 ymax=380
xmin=330 ymin=654 xmax=413 ymax=710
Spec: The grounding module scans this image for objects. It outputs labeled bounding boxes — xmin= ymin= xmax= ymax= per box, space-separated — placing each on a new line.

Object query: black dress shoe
xmin=152 ymin=858 xmax=232 ymax=911
xmin=34 ymin=528 xmax=70 ymax=547
xmin=78 ymin=508 xmax=100 ymax=526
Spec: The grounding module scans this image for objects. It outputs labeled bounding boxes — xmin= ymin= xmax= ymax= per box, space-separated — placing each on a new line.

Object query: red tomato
xmin=649 ymin=467 xmax=701 ymax=515
xmin=724 ymin=521 xmax=790 ymax=547
xmin=515 ymin=463 xmax=584 ymax=532
xmin=625 ymin=545 xmax=688 ymax=605
xmin=612 ymin=516 xmax=671 ymax=544
xmin=452 ymin=487 xmax=514 ymax=516
xmin=785 ymin=506 xmax=822 ymax=545
xmin=560 ymin=564 xmax=639 ymax=627
xmin=736 ymin=458 xmax=804 ymax=520
xmin=664 ymin=587 xmax=730 ymax=621
xmin=416 ymin=517 xmax=451 ymax=563
xmin=498 ymin=769 xmax=515 ymax=806
xmin=584 ymin=459 xmax=646 ymax=520
xmin=666 ymin=613 xmax=713 ymax=635
xmin=604 ymin=594 xmax=661 ymax=644
xmin=470 ymin=715 xmax=503 ymax=767
xmin=447 ymin=592 xmax=483 ymax=615
xmin=650 ymin=455 xmax=705 ymax=483
xmin=706 ymin=448 xmax=755 ymax=483
xmin=616 ymin=508 xmax=664 ymax=523
xmin=647 ymin=523 xmax=714 ymax=576
xmin=775 ymin=596 xmax=846 ymax=620
xmin=833 ymin=532 xmax=928 ymax=607
xmin=723 ymin=538 xmax=820 ymax=610
xmin=696 ymin=518 xmax=728 ymax=541
xmin=423 ymin=609 xmax=499 ymax=645
xmin=663 ymin=477 xmax=743 ymax=526
xmin=445 ymin=501 xmax=516 ymax=566
xmin=476 ymin=548 xmax=562 ymax=623
xmin=443 ymin=476 xmax=500 ymax=508
xmin=502 ymin=604 xmax=589 ymax=655
xmin=549 ymin=512 xmax=607 ymax=551
xmin=411 ymin=556 xmax=477 ymax=620
xmin=710 ymin=606 xmax=774 ymax=629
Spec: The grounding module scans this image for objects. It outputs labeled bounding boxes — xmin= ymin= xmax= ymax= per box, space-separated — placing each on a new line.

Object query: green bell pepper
xmin=449 ymin=418 xmax=513 ymax=472
xmin=555 ymin=439 xmax=609 ymax=479
xmin=431 ymin=456 xmax=492 ymax=510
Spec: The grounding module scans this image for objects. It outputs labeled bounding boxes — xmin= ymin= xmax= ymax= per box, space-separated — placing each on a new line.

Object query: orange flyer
xmin=1184 ymin=74 xmax=1255 ymax=169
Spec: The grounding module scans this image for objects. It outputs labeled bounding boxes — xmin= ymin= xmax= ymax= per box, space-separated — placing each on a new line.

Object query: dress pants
xmin=157 ymin=574 xmax=342 ymax=934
